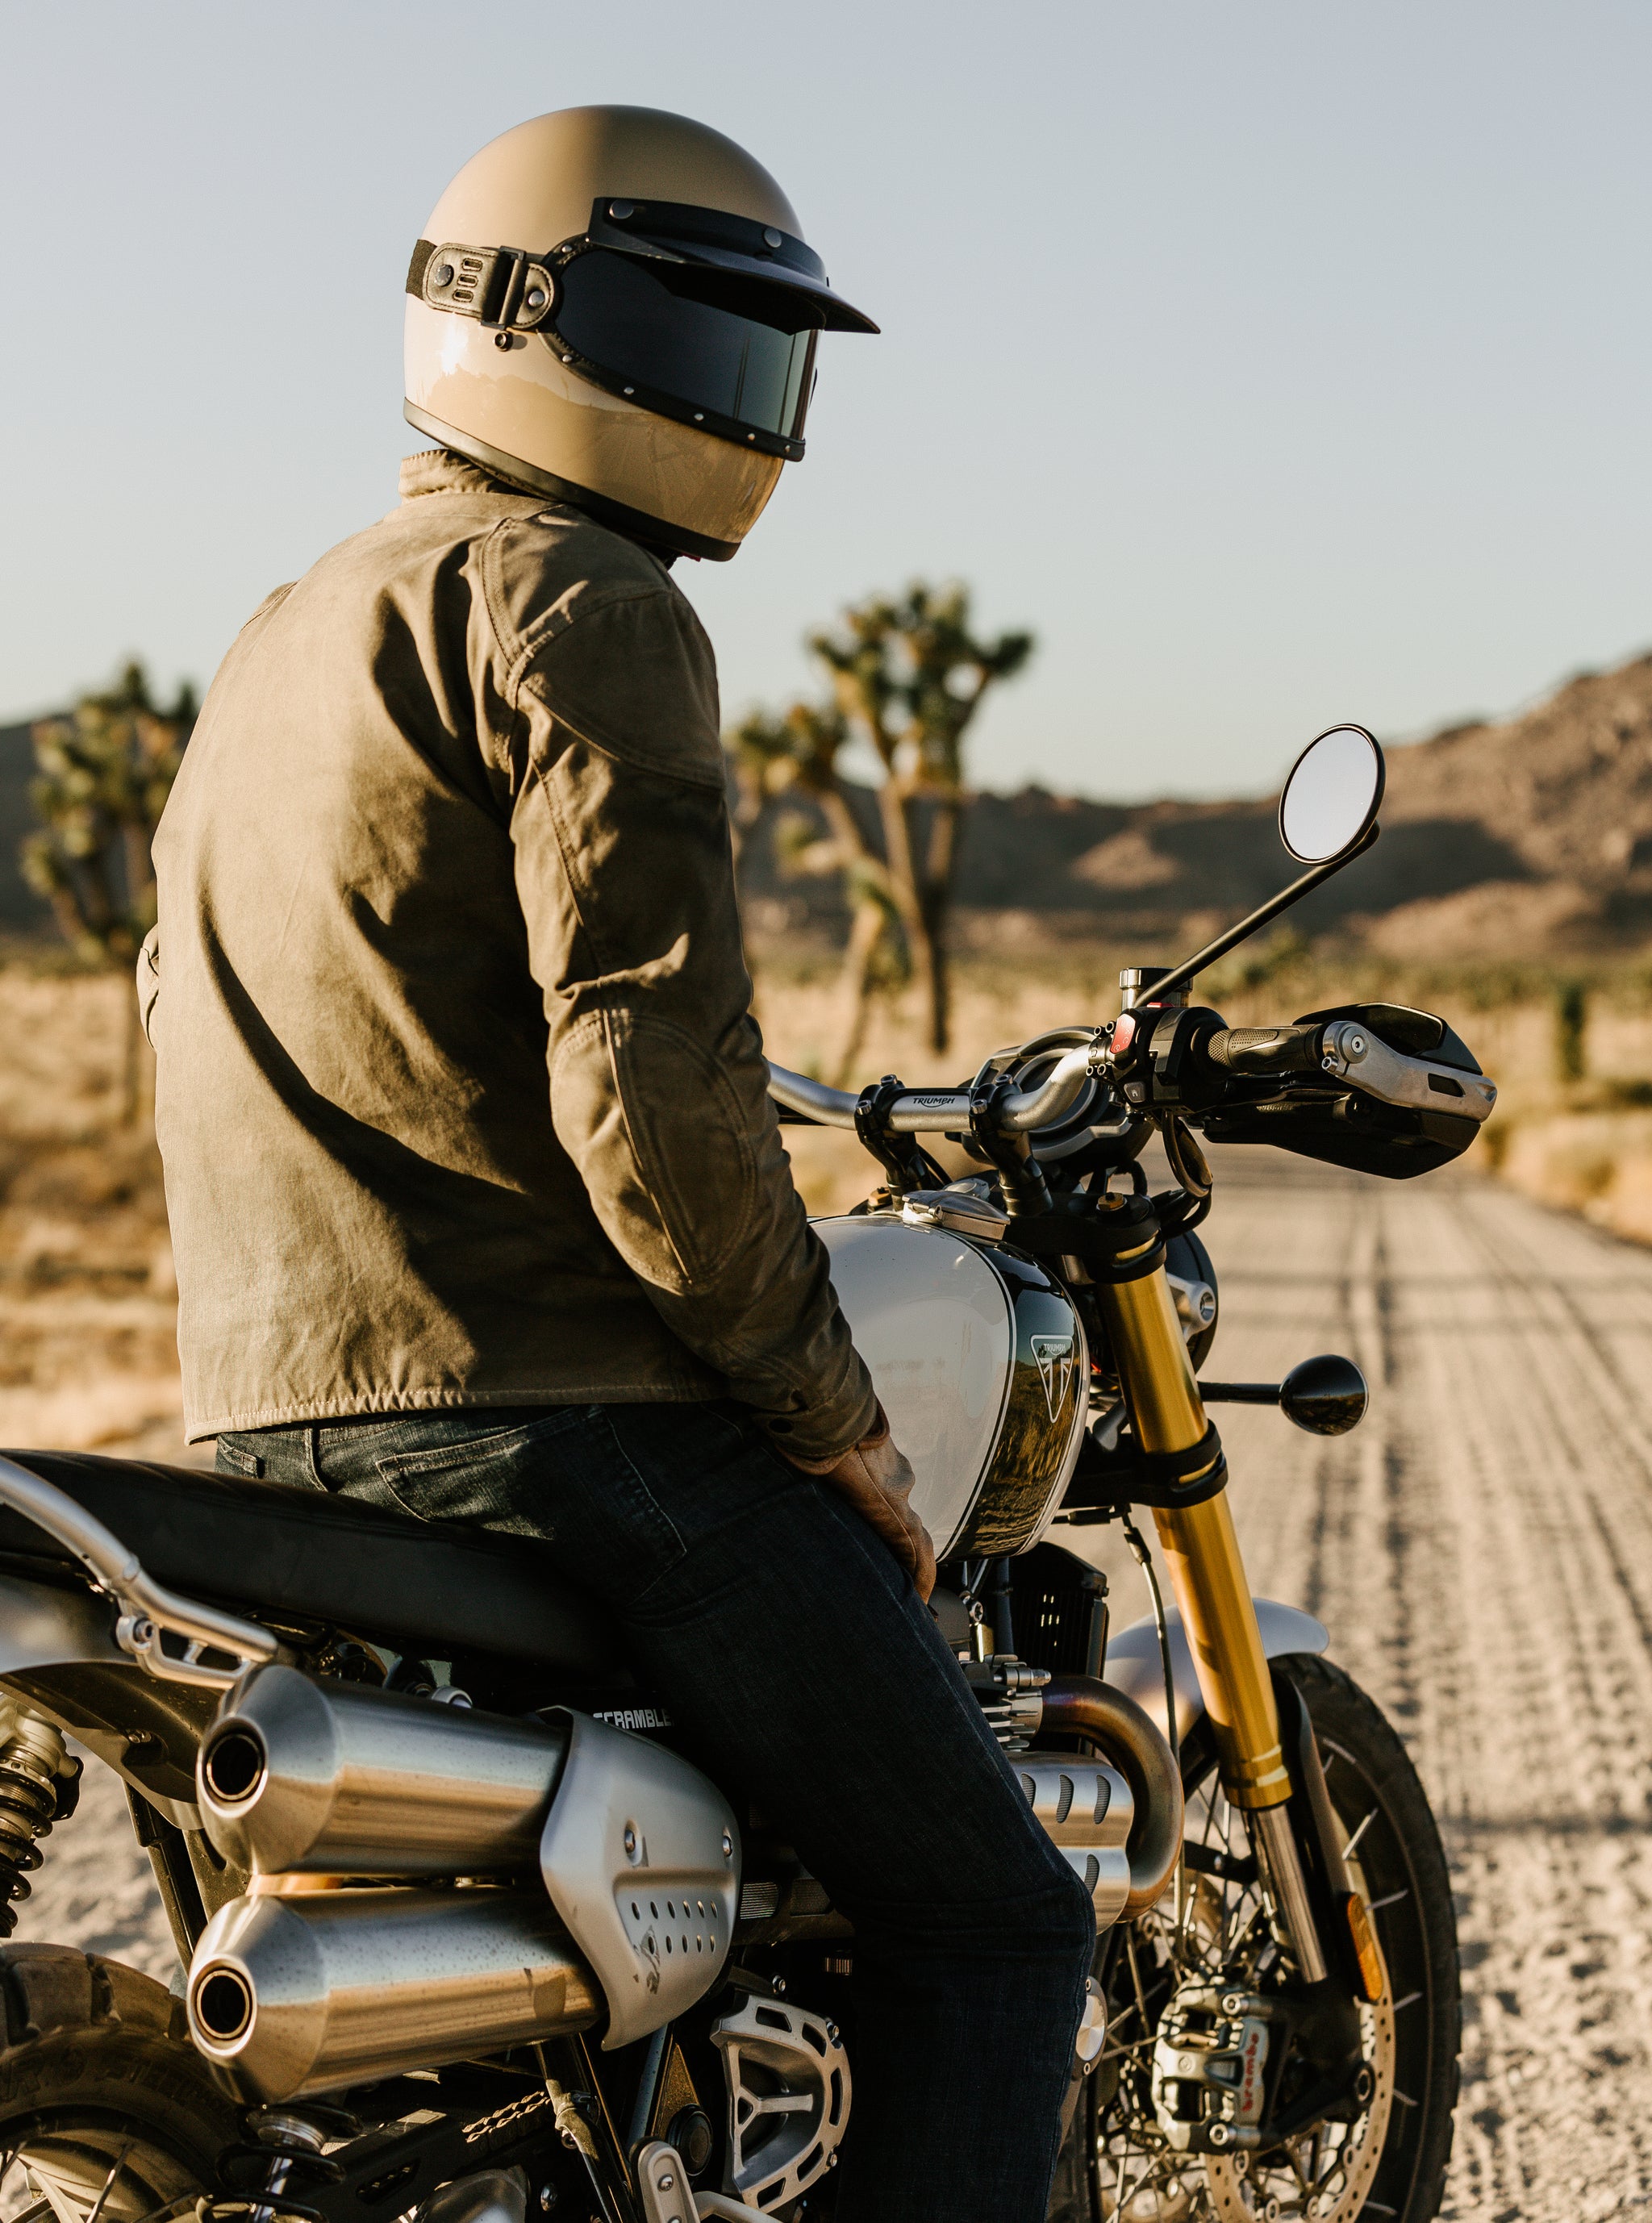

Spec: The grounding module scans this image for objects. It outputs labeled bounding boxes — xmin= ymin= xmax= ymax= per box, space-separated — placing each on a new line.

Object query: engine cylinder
xmin=186 ymin=1886 xmax=601 ymax=2100
xmin=198 ymin=1664 xmax=567 ymax=1876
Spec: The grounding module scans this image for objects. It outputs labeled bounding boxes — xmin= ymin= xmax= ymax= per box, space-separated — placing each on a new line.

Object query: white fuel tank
xmin=812 ymin=1215 xmax=1088 ymax=1561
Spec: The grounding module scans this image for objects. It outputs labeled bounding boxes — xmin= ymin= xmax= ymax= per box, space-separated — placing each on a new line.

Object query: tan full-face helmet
xmin=404 ymin=106 xmax=877 ymax=561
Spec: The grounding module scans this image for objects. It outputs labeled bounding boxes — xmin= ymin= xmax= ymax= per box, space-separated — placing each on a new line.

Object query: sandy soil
xmin=1096 ymin=1149 xmax=1652 ymax=2222
xmin=0 ymin=970 xmax=184 ymax=1454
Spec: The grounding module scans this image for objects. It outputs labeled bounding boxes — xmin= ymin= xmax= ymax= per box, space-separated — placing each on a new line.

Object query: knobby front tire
xmin=1049 ymin=1652 xmax=1460 ymax=2223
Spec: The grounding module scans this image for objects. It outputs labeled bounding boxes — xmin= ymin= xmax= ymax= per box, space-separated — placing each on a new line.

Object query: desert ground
xmin=5 ymin=963 xmax=1652 ymax=2217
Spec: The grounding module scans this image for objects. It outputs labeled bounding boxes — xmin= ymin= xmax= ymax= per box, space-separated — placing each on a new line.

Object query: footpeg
xmin=636 ymin=2142 xmax=698 ymax=2223
xmin=634 ymin=2144 xmax=773 ymax=2223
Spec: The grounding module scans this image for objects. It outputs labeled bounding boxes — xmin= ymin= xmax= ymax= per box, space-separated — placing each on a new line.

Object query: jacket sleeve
xmin=502 ymin=574 xmax=878 ymax=1466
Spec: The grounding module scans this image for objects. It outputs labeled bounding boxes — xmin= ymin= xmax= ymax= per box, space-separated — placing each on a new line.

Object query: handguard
xmin=1114 ymin=1001 xmax=1496 ymax=1180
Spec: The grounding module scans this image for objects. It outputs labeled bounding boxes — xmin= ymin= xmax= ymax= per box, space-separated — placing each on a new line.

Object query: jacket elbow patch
xmin=550 ymin=1011 xmax=756 ymax=1295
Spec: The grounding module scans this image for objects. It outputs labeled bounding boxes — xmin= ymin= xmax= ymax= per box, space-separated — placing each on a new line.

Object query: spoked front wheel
xmin=1050 ymin=1654 xmax=1459 ymax=2223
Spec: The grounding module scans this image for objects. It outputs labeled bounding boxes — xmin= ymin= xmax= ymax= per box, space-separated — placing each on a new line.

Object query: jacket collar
xmin=396 ymin=447 xmax=678 ymax=571
xmin=398 ymin=448 xmax=525 ymax=502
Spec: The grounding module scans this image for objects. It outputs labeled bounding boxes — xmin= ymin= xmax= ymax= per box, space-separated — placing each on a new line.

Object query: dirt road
xmin=13 ymin=1155 xmax=1652 ymax=2218
xmin=1134 ymin=1151 xmax=1652 ymax=2221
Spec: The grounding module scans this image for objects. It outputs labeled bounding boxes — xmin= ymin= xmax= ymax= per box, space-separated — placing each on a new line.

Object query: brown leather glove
xmin=779 ymin=1403 xmax=937 ymax=1602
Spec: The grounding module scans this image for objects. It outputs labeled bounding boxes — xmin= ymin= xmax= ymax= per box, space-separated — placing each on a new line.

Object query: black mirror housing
xmin=1279 ymin=1354 xmax=1368 ymax=1436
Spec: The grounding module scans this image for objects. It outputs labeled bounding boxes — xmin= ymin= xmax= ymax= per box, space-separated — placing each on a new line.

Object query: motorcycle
xmin=0 ymin=724 xmax=1491 ymax=2223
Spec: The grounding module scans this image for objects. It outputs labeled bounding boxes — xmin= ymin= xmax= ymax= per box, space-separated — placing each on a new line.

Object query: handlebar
xmin=766 ymin=1042 xmax=1095 ymax=1136
xmin=767 ymin=1011 xmax=1496 ymax=1138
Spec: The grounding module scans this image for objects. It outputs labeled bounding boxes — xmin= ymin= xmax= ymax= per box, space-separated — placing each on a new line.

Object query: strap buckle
xmin=416 ymin=240 xmax=557 ymax=330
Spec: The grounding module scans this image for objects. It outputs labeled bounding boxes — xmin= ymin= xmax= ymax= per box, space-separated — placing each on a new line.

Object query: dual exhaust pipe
xmin=186 ymin=1662 xmax=1182 ymax=2101
xmin=187 ymin=1668 xmax=740 ymax=2098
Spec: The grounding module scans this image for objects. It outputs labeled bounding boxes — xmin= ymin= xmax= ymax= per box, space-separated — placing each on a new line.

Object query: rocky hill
xmin=6 ymin=647 xmax=1652 ymax=957
xmin=740 ymin=649 xmax=1652 ymax=963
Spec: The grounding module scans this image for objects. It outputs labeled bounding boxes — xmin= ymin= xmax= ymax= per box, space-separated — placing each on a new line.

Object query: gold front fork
xmin=1098 ymin=1266 xmax=1292 ymax=1812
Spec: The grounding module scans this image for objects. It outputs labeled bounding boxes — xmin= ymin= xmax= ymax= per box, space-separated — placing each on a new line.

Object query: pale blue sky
xmin=3 ymin=1 xmax=1649 ymax=799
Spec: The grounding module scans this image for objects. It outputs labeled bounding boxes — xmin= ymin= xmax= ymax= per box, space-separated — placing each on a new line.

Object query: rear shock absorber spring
xmin=0 ymin=1700 xmax=80 ymax=1936
xmin=205 ymin=2106 xmax=359 ymax=2223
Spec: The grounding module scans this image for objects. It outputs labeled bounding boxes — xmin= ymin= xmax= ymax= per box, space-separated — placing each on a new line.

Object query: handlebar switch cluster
xmin=1108 ymin=1005 xmax=1228 ymax=1112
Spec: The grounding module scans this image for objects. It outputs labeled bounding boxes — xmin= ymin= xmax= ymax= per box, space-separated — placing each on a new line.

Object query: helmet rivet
xmin=762 ymin=227 xmax=782 ymax=248
xmin=694 ymin=413 xmax=703 ymax=423
xmin=434 ymin=263 xmax=454 ymax=287
xmin=609 ymin=200 xmax=635 ymax=219
xmin=525 ymin=288 xmax=546 ymax=311
xmin=623 ymin=387 xmax=635 ymax=397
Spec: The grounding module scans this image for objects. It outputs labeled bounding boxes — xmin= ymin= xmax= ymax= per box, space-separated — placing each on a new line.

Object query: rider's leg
xmin=221 ymin=1401 xmax=1095 ymax=2223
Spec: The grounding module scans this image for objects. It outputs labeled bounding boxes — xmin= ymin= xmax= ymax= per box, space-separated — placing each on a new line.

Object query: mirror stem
xmin=1140 ymin=822 xmax=1379 ymax=1007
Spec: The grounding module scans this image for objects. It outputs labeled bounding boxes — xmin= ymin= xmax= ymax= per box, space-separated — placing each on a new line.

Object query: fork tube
xmin=1098 ymin=1266 xmax=1293 ymax=1812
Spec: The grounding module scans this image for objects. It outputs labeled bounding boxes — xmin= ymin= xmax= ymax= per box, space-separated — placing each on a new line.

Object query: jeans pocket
xmin=584 ymin=1409 xmax=694 ymax=1604
xmin=371 ymin=1408 xmax=586 ymax=1534
xmin=215 ymin=1437 xmax=265 ymax=1480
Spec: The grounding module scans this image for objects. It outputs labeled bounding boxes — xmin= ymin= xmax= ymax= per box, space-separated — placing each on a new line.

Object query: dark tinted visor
xmin=549 ymin=250 xmax=820 ymax=454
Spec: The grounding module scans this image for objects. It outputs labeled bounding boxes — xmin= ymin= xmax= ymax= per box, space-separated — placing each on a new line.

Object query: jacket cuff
xmin=757 ymin=1378 xmax=880 ymax=1470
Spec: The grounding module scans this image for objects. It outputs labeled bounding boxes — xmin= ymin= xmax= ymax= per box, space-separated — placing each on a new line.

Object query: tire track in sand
xmin=1177 ymin=1154 xmax=1652 ymax=2221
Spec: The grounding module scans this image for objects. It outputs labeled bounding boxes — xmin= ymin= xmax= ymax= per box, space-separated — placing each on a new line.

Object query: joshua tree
xmin=731 ymin=583 xmax=1032 ymax=1072
xmin=728 ymin=699 xmax=908 ymax=1082
xmin=24 ymin=660 xmax=194 ymax=961
xmin=23 ymin=660 xmax=195 ymax=1116
xmin=1554 ymin=977 xmax=1589 ymax=1086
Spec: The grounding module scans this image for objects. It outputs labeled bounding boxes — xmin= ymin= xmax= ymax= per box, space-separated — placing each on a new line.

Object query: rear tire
xmin=1049 ymin=1654 xmax=1459 ymax=2222
xmin=0 ymin=1945 xmax=237 ymax=2223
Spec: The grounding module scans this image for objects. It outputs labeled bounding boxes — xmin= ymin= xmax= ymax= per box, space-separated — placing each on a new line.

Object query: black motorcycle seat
xmin=0 ymin=1449 xmax=624 ymax=1675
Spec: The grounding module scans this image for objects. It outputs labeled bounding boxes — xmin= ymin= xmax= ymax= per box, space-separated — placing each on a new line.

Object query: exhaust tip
xmin=192 ymin=1965 xmax=254 ymax=2044
xmin=202 ymin=1724 xmax=268 ymax=1807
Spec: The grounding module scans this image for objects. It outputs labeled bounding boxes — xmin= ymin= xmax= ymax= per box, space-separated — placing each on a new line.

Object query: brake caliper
xmin=1150 ymin=1979 xmax=1273 ymax=2153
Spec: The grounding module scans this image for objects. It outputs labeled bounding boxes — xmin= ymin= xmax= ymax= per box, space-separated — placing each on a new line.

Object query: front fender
xmin=1103 ymin=1599 xmax=1329 ymax=1746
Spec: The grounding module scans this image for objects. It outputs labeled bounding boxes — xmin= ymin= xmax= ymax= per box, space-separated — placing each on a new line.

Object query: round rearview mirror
xmin=1279 ymin=724 xmax=1385 ymax=864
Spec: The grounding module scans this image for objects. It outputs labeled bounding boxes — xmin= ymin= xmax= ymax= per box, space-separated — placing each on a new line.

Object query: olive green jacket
xmin=143 ymin=449 xmax=874 ymax=1459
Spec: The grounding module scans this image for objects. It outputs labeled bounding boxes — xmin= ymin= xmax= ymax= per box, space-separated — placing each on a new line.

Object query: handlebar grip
xmin=1203 ymin=1023 xmax=1325 ymax=1078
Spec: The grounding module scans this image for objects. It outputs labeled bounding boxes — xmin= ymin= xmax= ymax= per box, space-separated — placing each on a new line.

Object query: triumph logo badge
xmin=1030 ymin=1333 xmax=1076 ymax=1421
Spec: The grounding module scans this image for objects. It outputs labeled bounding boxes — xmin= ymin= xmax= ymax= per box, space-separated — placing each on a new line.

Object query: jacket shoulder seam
xmin=478 ymin=516 xmax=678 ymax=697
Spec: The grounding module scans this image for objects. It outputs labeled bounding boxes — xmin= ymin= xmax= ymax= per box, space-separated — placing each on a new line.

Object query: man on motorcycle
xmin=140 ymin=106 xmax=1094 ymax=2220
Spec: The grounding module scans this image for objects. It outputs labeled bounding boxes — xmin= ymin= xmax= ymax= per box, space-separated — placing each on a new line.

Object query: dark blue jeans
xmin=219 ymin=1399 xmax=1095 ymax=2222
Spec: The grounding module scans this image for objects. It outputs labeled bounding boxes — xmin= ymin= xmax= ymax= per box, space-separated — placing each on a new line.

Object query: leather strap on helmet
xmin=406 ymin=240 xmax=558 ymax=331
